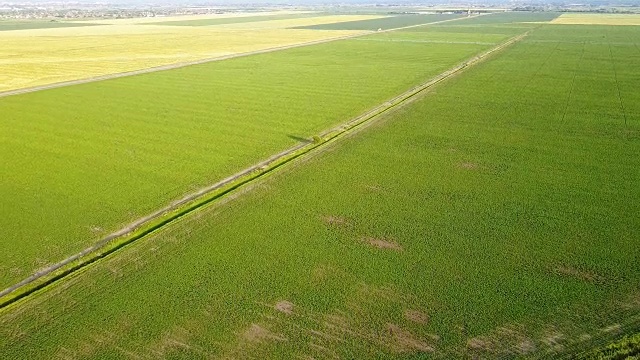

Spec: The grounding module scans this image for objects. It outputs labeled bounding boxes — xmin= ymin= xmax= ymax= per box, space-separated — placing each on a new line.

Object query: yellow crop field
xmin=0 ymin=15 xmax=378 ymax=92
xmin=551 ymin=13 xmax=640 ymax=25
xmin=79 ymin=10 xmax=314 ymax=25
xmin=202 ymin=15 xmax=385 ymax=30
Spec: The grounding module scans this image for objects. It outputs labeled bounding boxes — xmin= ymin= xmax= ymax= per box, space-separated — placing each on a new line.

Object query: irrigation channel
xmin=0 ymin=15 xmax=478 ymax=99
xmin=0 ymin=28 xmax=532 ymax=310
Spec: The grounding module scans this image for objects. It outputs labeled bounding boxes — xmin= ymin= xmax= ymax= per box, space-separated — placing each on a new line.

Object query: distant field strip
xmin=353 ymin=38 xmax=496 ymax=45
xmin=0 ymin=30 xmax=530 ymax=307
xmin=293 ymin=14 xmax=463 ymax=31
xmin=526 ymin=39 xmax=640 ymax=45
xmin=430 ymin=11 xmax=561 ymax=24
xmin=362 ymin=24 xmax=528 ymax=46
xmin=551 ymin=13 xmax=640 ymax=26
xmin=145 ymin=12 xmax=327 ymax=26
xmin=1 ymin=23 xmax=637 ymax=359
xmin=0 ymin=21 xmax=99 ymax=31
xmin=76 ymin=11 xmax=311 ymax=25
xmin=0 ymin=26 xmax=513 ymax=290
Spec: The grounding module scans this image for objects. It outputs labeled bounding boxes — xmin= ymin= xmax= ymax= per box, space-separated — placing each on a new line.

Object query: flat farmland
xmin=293 ymin=14 xmax=463 ymax=31
xmin=0 ymin=31 xmax=503 ymax=290
xmin=1 ymin=23 xmax=638 ymax=359
xmin=0 ymin=20 xmax=99 ymax=31
xmin=78 ymin=11 xmax=316 ymax=25
xmin=431 ymin=11 xmax=560 ymax=25
xmin=0 ymin=14 xmax=387 ymax=92
xmin=358 ymin=24 xmax=530 ymax=45
xmin=551 ymin=13 xmax=640 ymax=26
xmin=145 ymin=12 xmax=331 ymax=26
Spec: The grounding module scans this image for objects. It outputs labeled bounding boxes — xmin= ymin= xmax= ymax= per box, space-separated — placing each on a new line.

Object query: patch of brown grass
xmin=542 ymin=331 xmax=564 ymax=351
xmin=363 ymin=237 xmax=403 ymax=251
xmin=459 ymin=162 xmax=479 ymax=170
xmin=467 ymin=325 xmax=536 ymax=356
xmin=467 ymin=336 xmax=494 ymax=351
xmin=385 ymin=323 xmax=434 ymax=353
xmin=553 ymin=265 xmax=605 ymax=283
xmin=620 ymin=291 xmax=640 ymax=310
xmin=243 ymin=324 xmax=287 ymax=343
xmin=274 ymin=300 xmax=294 ymax=315
xmin=602 ymin=324 xmax=622 ymax=334
xmin=323 ymin=313 xmax=350 ymax=329
xmin=404 ymin=309 xmax=429 ymax=325
xmin=364 ymin=184 xmax=384 ymax=192
xmin=321 ymin=215 xmax=351 ymax=228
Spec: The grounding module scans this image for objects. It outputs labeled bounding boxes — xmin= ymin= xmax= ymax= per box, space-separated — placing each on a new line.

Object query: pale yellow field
xmin=203 ymin=15 xmax=384 ymax=30
xmin=78 ymin=10 xmax=314 ymax=25
xmin=0 ymin=14 xmax=379 ymax=92
xmin=551 ymin=13 xmax=640 ymax=26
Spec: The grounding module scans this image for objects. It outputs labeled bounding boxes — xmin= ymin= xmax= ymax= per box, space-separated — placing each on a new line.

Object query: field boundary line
xmin=0 ymin=24 xmax=527 ymax=311
xmin=0 ymin=14 xmax=481 ymax=99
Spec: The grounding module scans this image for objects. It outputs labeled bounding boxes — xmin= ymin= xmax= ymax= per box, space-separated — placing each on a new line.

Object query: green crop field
xmin=0 ymin=28 xmax=502 ymax=290
xmin=0 ymin=20 xmax=98 ymax=31
xmin=358 ymin=24 xmax=528 ymax=45
xmin=433 ymin=11 xmax=561 ymax=25
xmin=1 ymin=20 xmax=638 ymax=358
xmin=293 ymin=14 xmax=463 ymax=31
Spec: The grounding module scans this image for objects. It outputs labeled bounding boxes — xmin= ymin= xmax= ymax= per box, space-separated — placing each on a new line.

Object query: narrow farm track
xmin=0 ymin=24 xmax=529 ymax=310
xmin=607 ymin=37 xmax=628 ymax=127
xmin=560 ymin=41 xmax=586 ymax=124
xmin=0 ymin=15 xmax=478 ymax=99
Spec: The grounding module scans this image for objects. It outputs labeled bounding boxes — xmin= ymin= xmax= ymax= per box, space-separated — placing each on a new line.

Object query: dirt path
xmin=0 ymin=15 xmax=513 ymax=309
xmin=0 ymin=15 xmax=478 ymax=99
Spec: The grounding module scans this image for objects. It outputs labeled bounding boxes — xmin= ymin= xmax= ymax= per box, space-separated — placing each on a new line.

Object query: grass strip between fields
xmin=0 ymin=28 xmax=532 ymax=312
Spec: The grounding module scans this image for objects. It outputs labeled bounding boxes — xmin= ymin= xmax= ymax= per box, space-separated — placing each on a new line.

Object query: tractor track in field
xmin=0 ymin=21 xmax=529 ymax=310
xmin=0 ymin=15 xmax=479 ymax=99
